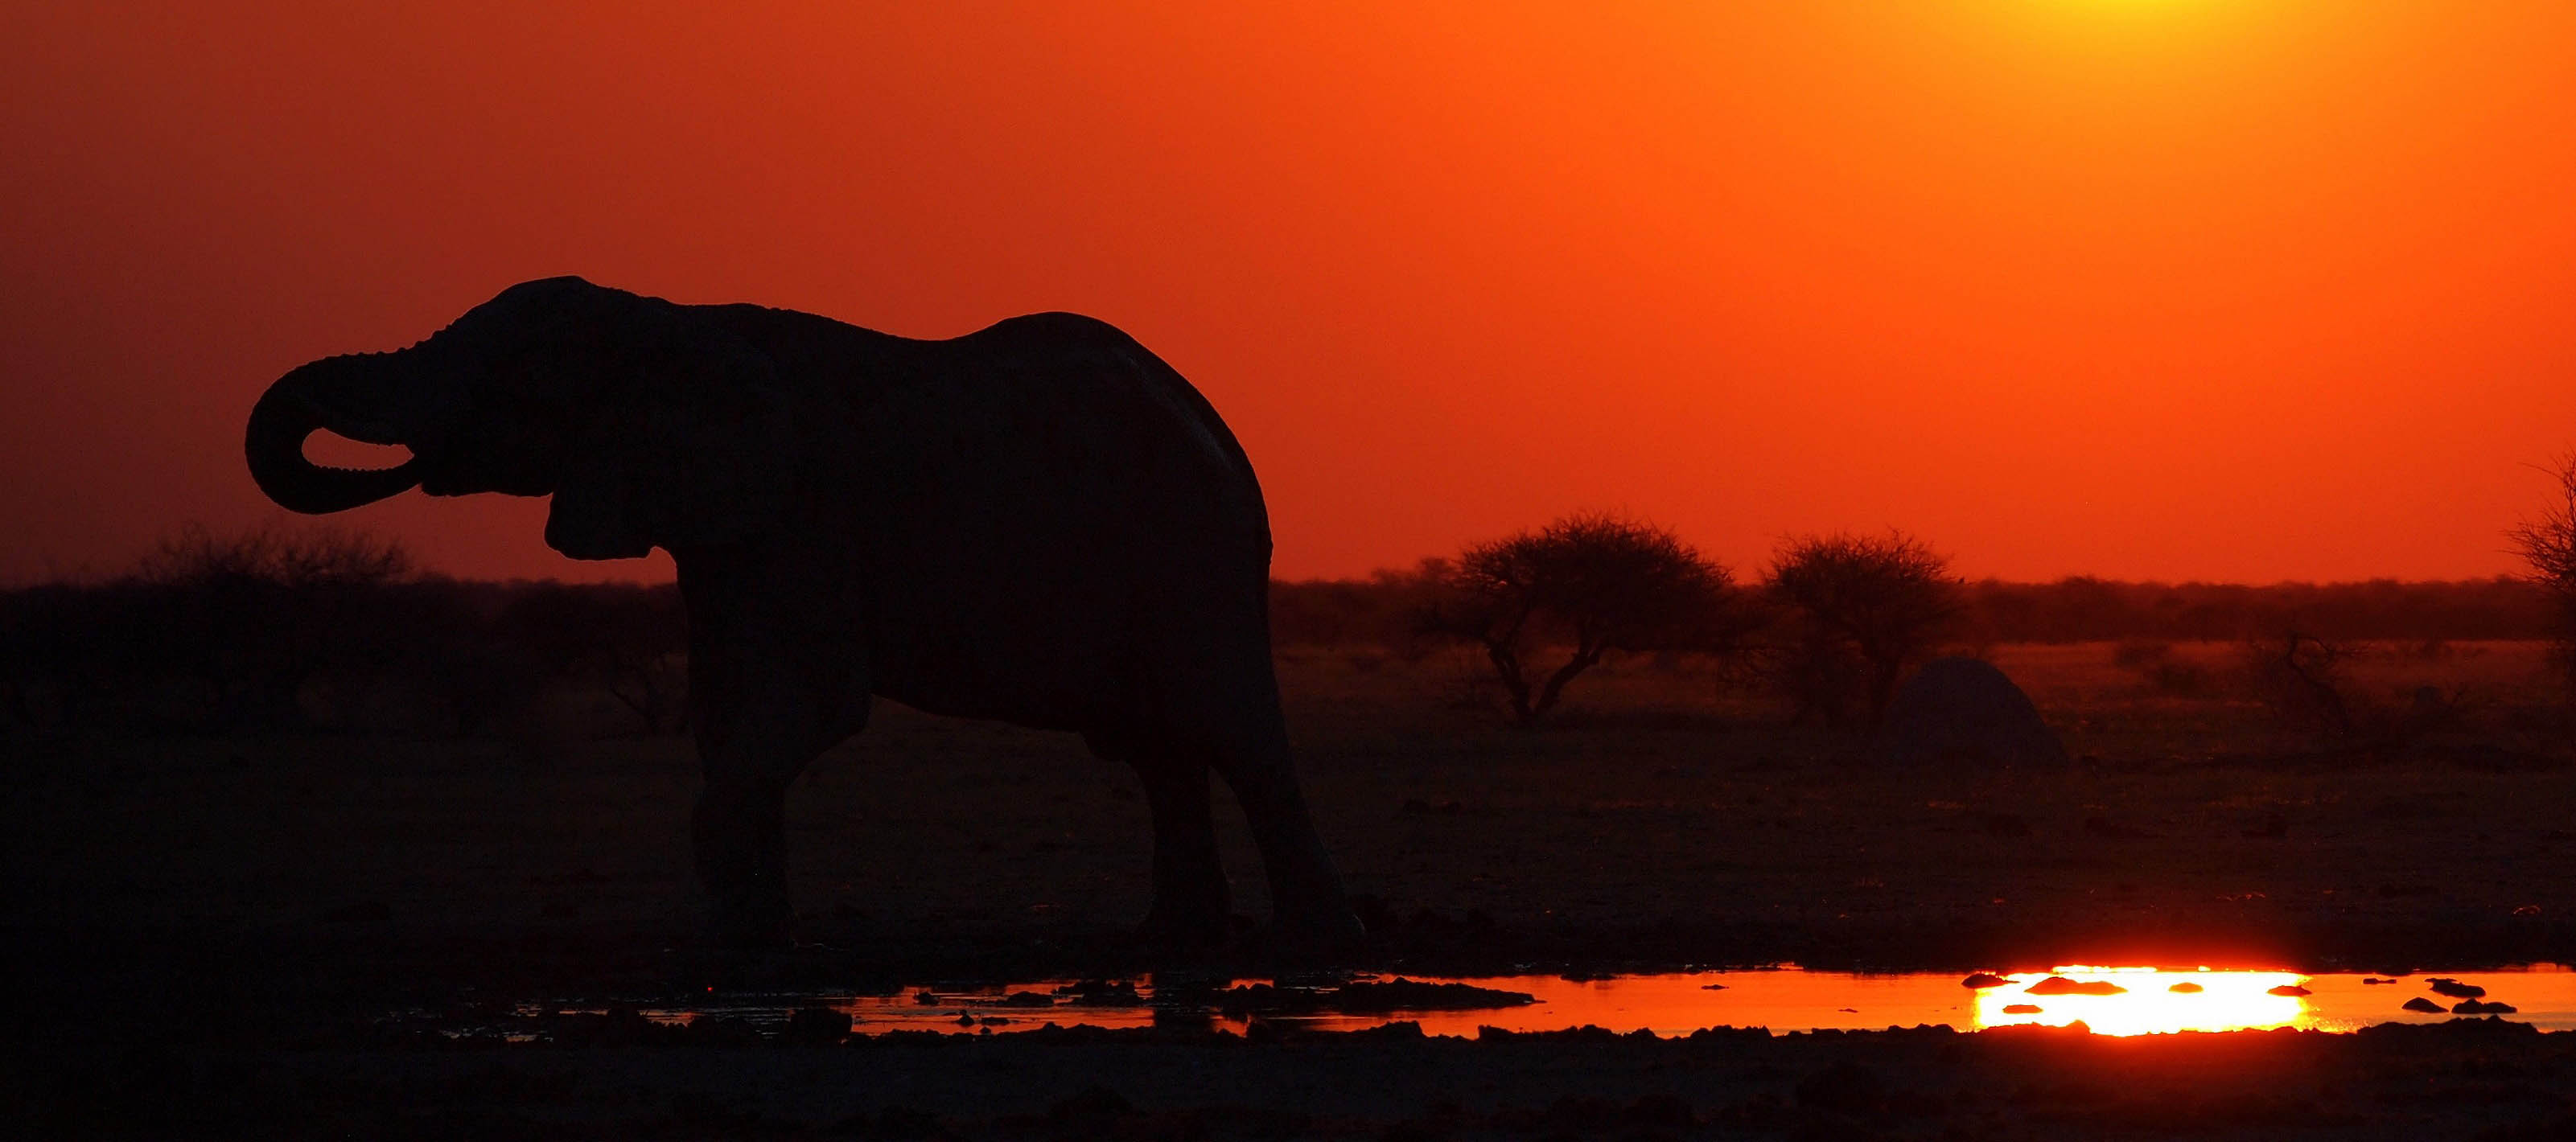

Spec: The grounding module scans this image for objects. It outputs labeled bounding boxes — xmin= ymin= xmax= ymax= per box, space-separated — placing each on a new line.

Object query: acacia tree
xmin=1764 ymin=530 xmax=1961 ymax=725
xmin=1422 ymin=513 xmax=1734 ymax=724
xmin=2510 ymin=453 xmax=2576 ymax=700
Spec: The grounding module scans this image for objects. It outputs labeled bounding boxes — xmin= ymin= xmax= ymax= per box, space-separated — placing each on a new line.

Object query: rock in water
xmin=2025 ymin=976 xmax=2125 ymax=996
xmin=1873 ymin=658 xmax=2068 ymax=769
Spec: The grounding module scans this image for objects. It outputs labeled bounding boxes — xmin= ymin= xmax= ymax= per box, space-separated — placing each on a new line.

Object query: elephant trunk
xmin=244 ymin=353 xmax=427 ymax=515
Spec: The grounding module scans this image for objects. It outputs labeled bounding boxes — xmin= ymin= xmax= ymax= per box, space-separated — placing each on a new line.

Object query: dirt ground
xmin=13 ymin=642 xmax=2576 ymax=1137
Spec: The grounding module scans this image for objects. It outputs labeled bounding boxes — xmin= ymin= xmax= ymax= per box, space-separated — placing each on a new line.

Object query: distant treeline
xmin=1 ymin=525 xmax=2551 ymax=737
xmin=1951 ymin=576 xmax=2552 ymax=645
xmin=2 ymin=573 xmax=688 ymax=737
xmin=1268 ymin=568 xmax=2554 ymax=649
xmin=0 ymin=528 xmax=686 ymax=737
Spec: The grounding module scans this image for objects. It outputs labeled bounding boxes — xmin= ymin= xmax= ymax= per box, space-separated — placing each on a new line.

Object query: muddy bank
xmin=22 ymin=1017 xmax=2576 ymax=1140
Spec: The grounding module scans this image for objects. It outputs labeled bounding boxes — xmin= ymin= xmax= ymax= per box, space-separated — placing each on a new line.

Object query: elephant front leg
xmin=692 ymin=767 xmax=798 ymax=949
xmin=1087 ymin=729 xmax=1232 ymax=945
xmin=689 ymin=679 xmax=862 ymax=949
xmin=680 ymin=557 xmax=868 ymax=951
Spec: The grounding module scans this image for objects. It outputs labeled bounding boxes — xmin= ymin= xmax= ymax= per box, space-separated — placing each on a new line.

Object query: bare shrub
xmin=492 ymin=583 xmax=688 ymax=735
xmin=137 ymin=522 xmax=413 ymax=589
xmin=2237 ymin=631 xmax=2360 ymax=738
xmin=2510 ymin=453 xmax=2576 ymax=700
xmin=1421 ymin=513 xmax=1736 ymax=724
xmin=126 ymin=524 xmax=426 ymax=731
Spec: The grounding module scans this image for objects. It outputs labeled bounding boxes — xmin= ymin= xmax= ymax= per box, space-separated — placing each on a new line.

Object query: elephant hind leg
xmin=1208 ymin=739 xmax=1362 ymax=948
xmin=1085 ymin=725 xmax=1232 ymax=945
xmin=1185 ymin=694 xmax=1363 ymax=950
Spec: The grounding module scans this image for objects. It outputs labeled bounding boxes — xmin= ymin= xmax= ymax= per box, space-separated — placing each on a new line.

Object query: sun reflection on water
xmin=1973 ymin=966 xmax=2308 ymax=1036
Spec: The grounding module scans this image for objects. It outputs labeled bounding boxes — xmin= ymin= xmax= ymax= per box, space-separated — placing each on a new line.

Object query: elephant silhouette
xmin=245 ymin=277 xmax=1360 ymax=949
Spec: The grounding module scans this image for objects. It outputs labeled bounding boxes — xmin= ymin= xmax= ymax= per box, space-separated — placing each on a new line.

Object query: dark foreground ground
xmin=12 ymin=645 xmax=2576 ymax=1137
xmin=35 ymin=1018 xmax=2576 ymax=1140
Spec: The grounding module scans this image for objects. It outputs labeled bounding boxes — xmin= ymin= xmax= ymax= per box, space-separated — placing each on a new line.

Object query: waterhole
xmin=495 ymin=963 xmax=2576 ymax=1040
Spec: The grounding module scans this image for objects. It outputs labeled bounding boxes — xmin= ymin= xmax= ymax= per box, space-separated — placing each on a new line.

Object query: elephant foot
xmin=709 ymin=896 xmax=797 ymax=952
xmin=1134 ymin=902 xmax=1241 ymax=951
xmin=679 ymin=937 xmax=850 ymax=993
xmin=1269 ymin=904 xmax=1367 ymax=962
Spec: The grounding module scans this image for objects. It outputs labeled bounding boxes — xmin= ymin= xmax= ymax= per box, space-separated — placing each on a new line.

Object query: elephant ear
xmin=545 ymin=313 xmax=796 ymax=561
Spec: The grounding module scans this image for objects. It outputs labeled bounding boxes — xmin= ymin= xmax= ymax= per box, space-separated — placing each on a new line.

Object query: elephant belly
xmin=864 ymin=569 xmax=1154 ymax=732
xmin=868 ymin=635 xmax=1127 ymax=733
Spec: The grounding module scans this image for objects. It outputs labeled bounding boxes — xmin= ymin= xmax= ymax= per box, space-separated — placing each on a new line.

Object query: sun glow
xmin=1975 ymin=967 xmax=2309 ymax=1036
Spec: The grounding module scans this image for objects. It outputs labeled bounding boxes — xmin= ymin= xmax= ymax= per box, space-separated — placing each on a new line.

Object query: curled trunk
xmin=244 ymin=355 xmax=425 ymax=514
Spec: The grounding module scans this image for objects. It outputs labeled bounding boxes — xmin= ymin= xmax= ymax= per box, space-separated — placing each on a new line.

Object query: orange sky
xmin=6 ymin=2 xmax=2574 ymax=585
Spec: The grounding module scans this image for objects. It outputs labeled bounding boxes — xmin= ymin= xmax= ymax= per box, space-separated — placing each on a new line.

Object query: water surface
xmin=568 ymin=963 xmax=2576 ymax=1039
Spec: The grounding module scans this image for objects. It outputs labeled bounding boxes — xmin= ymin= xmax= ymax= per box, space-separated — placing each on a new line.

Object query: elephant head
xmin=245 ymin=277 xmax=794 ymax=559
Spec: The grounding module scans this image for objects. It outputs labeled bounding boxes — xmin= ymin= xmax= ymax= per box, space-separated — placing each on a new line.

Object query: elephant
xmin=244 ymin=276 xmax=1360 ymax=950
